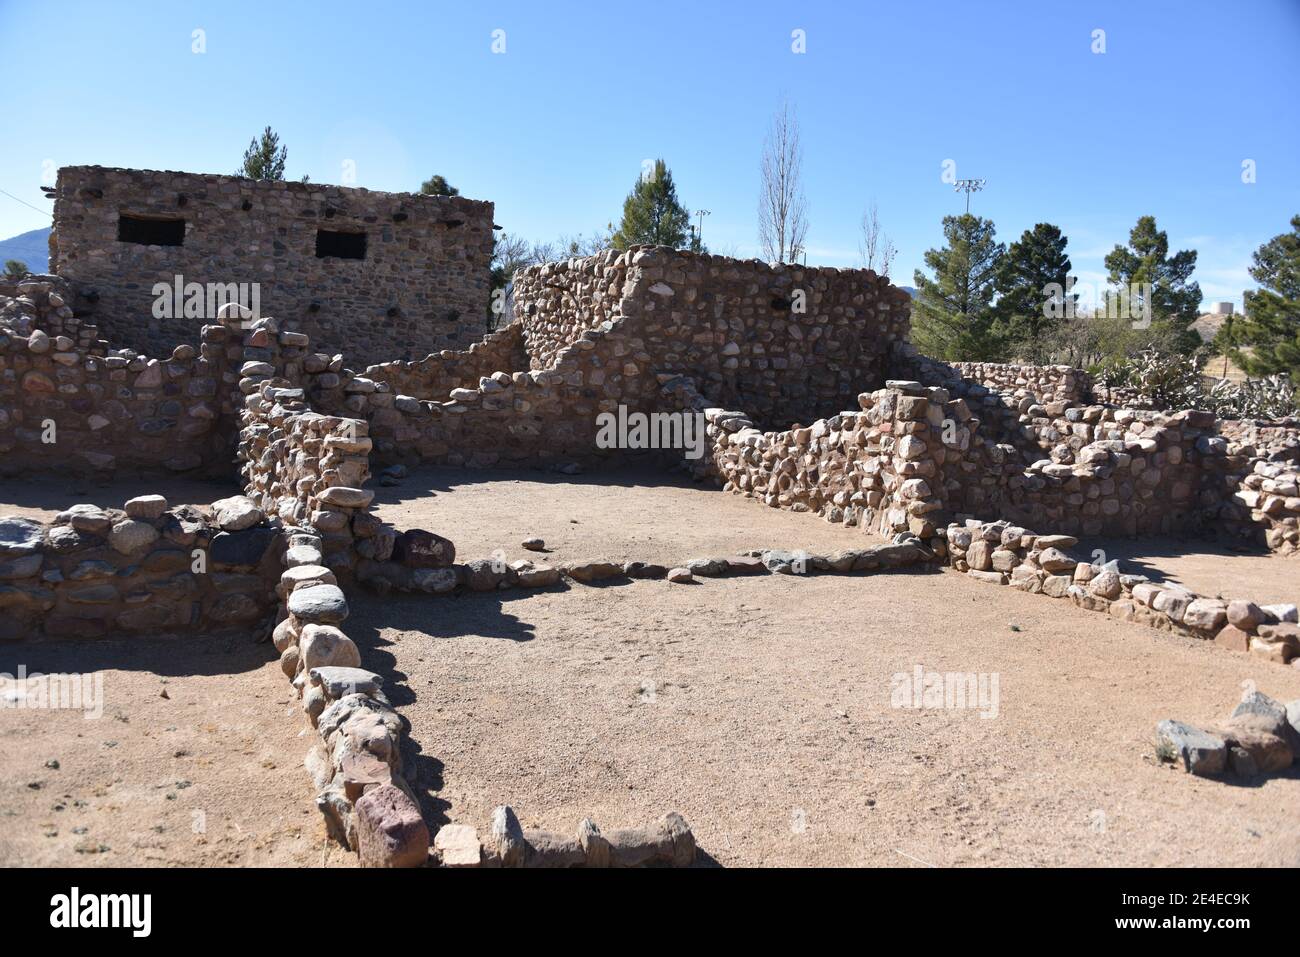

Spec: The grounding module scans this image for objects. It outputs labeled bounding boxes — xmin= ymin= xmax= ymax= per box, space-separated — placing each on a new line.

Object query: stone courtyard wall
xmin=664 ymin=377 xmax=961 ymax=545
xmin=305 ymin=309 xmax=667 ymax=470
xmin=896 ymin=345 xmax=1300 ymax=551
xmin=947 ymin=361 xmax=1092 ymax=405
xmin=0 ymin=498 xmax=282 ymax=642
xmin=359 ymin=321 xmax=527 ymax=401
xmin=51 ymin=166 xmax=495 ymax=367
xmin=0 ymin=275 xmax=236 ymax=477
xmin=513 ymin=247 xmax=910 ymax=430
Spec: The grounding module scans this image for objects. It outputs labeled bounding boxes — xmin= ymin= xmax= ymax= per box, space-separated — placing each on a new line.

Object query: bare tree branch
xmin=758 ymin=101 xmax=809 ymax=263
xmin=859 ymin=200 xmax=896 ymax=278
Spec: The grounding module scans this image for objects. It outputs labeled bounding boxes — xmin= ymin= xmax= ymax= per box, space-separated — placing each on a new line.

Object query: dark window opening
xmin=315 ymin=229 xmax=366 ymax=260
xmin=118 ymin=214 xmax=185 ymax=247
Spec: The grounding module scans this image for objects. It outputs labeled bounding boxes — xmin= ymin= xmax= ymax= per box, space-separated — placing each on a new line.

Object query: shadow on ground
xmin=369 ymin=462 xmax=707 ymax=511
xmin=0 ymin=473 xmax=237 ymax=517
xmin=0 ymin=632 xmax=273 ymax=679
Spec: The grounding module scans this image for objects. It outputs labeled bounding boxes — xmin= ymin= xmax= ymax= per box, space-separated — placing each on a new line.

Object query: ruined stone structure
xmin=511 ymin=248 xmax=910 ymax=429
xmin=3 ymin=240 xmax=1298 ymax=866
xmin=50 ymin=166 xmax=495 ymax=367
xmin=0 ymin=275 xmax=243 ymax=477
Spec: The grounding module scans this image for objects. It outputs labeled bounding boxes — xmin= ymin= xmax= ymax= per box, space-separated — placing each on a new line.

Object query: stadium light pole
xmin=953 ymin=178 xmax=986 ymax=214
xmin=694 ymin=209 xmax=711 ymax=248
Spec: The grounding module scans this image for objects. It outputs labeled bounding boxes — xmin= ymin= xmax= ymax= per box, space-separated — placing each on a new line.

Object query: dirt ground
xmin=0 ymin=636 xmax=343 ymax=867
xmin=348 ymin=571 xmax=1300 ymax=868
xmin=372 ymin=465 xmax=899 ymax=567
xmin=2 ymin=465 xmax=1296 ymax=869
xmin=374 ymin=466 xmax=1296 ymax=607
xmin=0 ymin=473 xmax=235 ymax=523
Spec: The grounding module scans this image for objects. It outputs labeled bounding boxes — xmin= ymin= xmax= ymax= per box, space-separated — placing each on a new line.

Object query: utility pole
xmin=953 ymin=178 xmax=986 ymax=214
xmin=694 ymin=209 xmax=711 ymax=249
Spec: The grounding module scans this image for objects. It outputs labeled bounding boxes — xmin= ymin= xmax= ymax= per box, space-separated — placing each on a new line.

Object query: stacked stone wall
xmin=1 ymin=275 xmax=236 ymax=476
xmin=0 ymin=496 xmax=281 ymax=642
xmin=359 ymin=321 xmax=527 ymax=401
xmin=513 ymin=247 xmax=910 ymax=429
xmin=948 ymin=361 xmax=1092 ymax=404
xmin=668 ymin=379 xmax=962 ymax=545
xmin=51 ymin=166 xmax=495 ymax=367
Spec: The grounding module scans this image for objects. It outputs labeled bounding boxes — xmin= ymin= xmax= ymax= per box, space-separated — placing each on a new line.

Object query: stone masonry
xmin=50 ymin=166 xmax=495 ymax=366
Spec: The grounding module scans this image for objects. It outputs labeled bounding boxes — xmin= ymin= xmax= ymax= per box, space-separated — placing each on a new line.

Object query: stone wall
xmin=947 ymin=361 xmax=1092 ymax=405
xmin=302 ymin=307 xmax=671 ymax=471
xmin=996 ymin=407 xmax=1224 ymax=538
xmin=942 ymin=518 xmax=1298 ymax=663
xmin=1 ymin=275 xmax=236 ymax=477
xmin=51 ymin=166 xmax=495 ymax=367
xmin=668 ymin=379 xmax=961 ymax=546
xmin=513 ymin=247 xmax=910 ymax=429
xmin=512 ymin=254 xmax=629 ymax=372
xmin=0 ymin=495 xmax=282 ymax=642
xmin=360 ymin=321 xmax=527 ymax=401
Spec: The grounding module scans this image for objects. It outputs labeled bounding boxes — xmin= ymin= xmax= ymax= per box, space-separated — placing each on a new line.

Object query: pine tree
xmin=1101 ymin=216 xmax=1202 ymax=355
xmin=992 ymin=223 xmax=1075 ymax=356
xmin=611 ymin=159 xmax=691 ymax=250
xmin=420 ymin=175 xmax=459 ymax=197
xmin=238 ymin=126 xmax=288 ymax=180
xmin=4 ymin=259 xmax=27 ymax=281
xmin=911 ymin=214 xmax=1006 ymax=360
xmin=1230 ymin=214 xmax=1300 ymax=381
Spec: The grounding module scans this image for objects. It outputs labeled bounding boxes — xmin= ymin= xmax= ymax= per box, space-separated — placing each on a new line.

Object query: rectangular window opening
xmin=118 ymin=214 xmax=185 ymax=247
xmin=315 ymin=229 xmax=367 ymax=260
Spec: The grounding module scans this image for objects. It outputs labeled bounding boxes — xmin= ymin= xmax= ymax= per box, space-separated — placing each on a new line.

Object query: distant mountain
xmin=898 ymin=285 xmax=916 ymax=297
xmin=0 ymin=226 xmax=51 ymax=274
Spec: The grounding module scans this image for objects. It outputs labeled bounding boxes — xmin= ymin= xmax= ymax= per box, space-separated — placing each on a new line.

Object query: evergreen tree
xmin=238 ymin=126 xmax=288 ymax=180
xmin=611 ymin=159 xmax=691 ymax=250
xmin=1229 ymin=214 xmax=1300 ymax=381
xmin=911 ymin=214 xmax=1006 ymax=360
xmin=1101 ymin=215 xmax=1202 ymax=355
xmin=420 ymin=174 xmax=459 ymax=197
xmin=3 ymin=259 xmax=27 ymax=281
xmin=992 ymin=223 xmax=1075 ymax=356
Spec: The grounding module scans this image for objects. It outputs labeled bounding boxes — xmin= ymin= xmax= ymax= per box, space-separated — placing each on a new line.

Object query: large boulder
xmin=393 ymin=528 xmax=455 ymax=568
xmin=287 ymin=584 xmax=349 ymax=625
xmin=211 ymin=496 xmax=264 ymax=532
xmin=210 ymin=526 xmax=280 ymax=569
xmin=354 ymin=784 xmax=429 ymax=868
xmin=1154 ymin=719 xmax=1226 ymax=776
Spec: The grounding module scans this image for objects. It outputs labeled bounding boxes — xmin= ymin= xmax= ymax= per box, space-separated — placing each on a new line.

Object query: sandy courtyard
xmin=373 ymin=466 xmax=1296 ymax=607
xmin=0 ymin=636 xmax=343 ymax=867
xmin=371 ymin=465 xmax=896 ymax=567
xmin=348 ymin=568 xmax=1300 ymax=868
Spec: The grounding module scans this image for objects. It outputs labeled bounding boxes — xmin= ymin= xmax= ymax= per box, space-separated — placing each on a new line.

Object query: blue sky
xmin=2 ymin=0 xmax=1298 ymax=306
